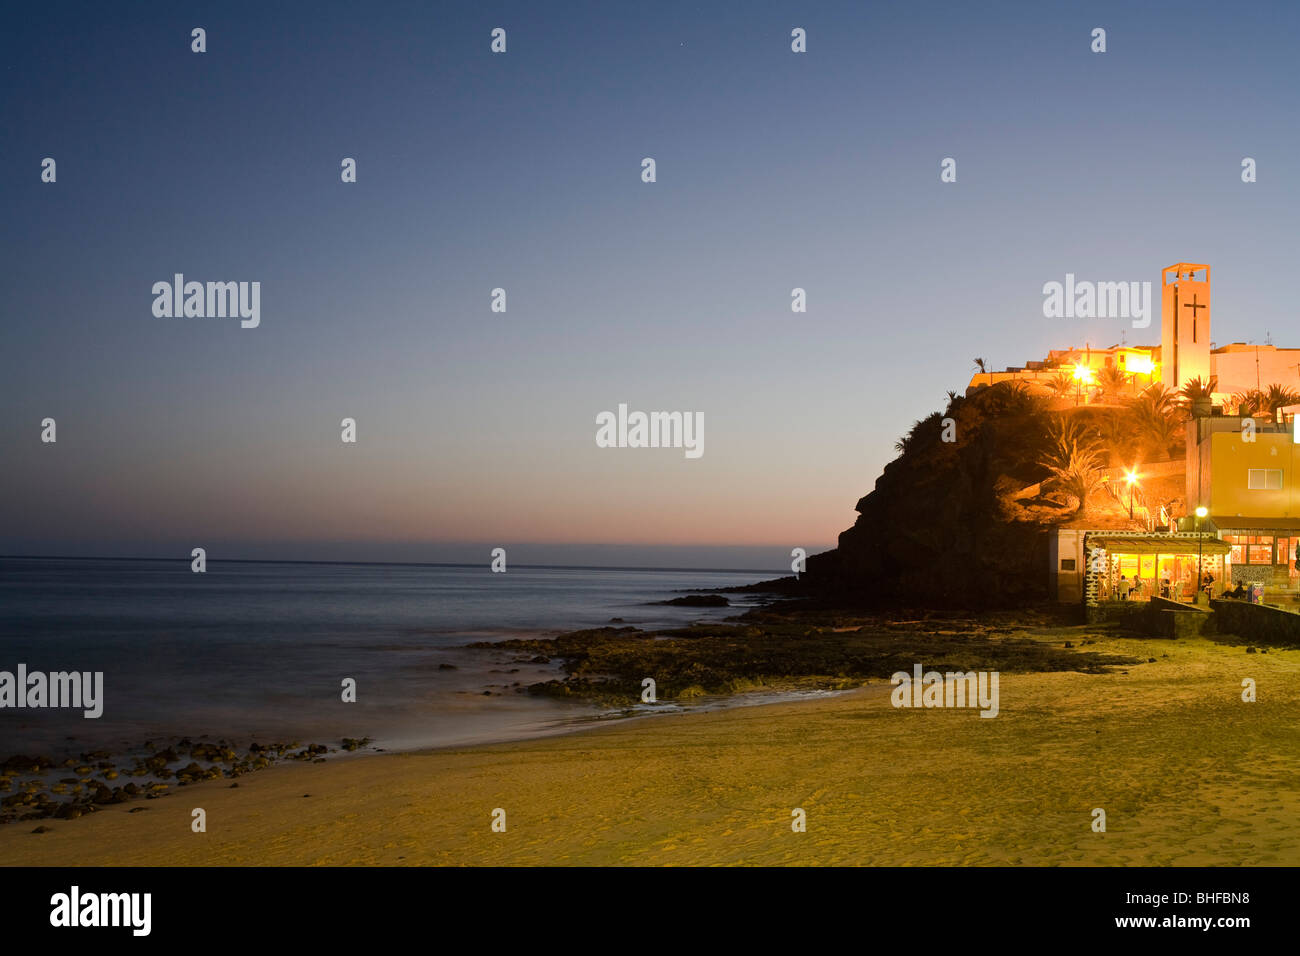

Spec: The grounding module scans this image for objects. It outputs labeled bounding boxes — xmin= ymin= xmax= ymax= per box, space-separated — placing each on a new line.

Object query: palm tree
xmin=1232 ymin=388 xmax=1266 ymax=417
xmin=1264 ymin=383 xmax=1300 ymax=416
xmin=1129 ymin=384 xmax=1182 ymax=459
xmin=1096 ymin=366 xmax=1129 ymax=402
xmin=1041 ymin=419 xmax=1105 ymax=514
xmin=894 ymin=412 xmax=944 ymax=454
xmin=1047 ymin=370 xmax=1074 ymax=400
xmin=972 ymin=357 xmax=990 ymax=387
xmin=983 ymin=379 xmax=1045 ymax=417
xmin=1179 ymin=376 xmax=1218 ymax=417
xmin=1136 ymin=382 xmax=1178 ymax=417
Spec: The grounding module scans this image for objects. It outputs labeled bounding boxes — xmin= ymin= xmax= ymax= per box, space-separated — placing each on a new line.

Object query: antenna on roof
xmin=1266 ymin=330 xmax=1273 ymax=346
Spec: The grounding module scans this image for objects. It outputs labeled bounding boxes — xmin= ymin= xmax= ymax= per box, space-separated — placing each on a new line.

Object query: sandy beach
xmin=4 ymin=628 xmax=1297 ymax=867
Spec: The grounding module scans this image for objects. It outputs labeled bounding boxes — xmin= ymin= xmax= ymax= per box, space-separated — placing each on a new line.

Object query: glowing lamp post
xmin=1073 ymin=364 xmax=1094 ymax=406
xmin=1195 ymin=505 xmax=1209 ymax=604
xmin=1125 ymin=469 xmax=1139 ymax=520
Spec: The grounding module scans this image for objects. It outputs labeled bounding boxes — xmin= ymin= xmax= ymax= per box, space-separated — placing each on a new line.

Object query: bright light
xmin=1072 ymin=364 xmax=1094 ymax=383
xmin=1195 ymin=506 xmax=1208 ymax=518
xmin=1125 ymin=469 xmax=1139 ymax=486
xmin=1127 ymin=355 xmax=1155 ymax=375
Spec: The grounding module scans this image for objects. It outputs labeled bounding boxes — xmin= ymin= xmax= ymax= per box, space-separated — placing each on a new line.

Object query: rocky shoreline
xmin=2 ymin=600 xmax=1149 ymax=831
xmin=471 ymin=602 xmax=1142 ymax=707
xmin=1 ymin=735 xmax=374 ymax=828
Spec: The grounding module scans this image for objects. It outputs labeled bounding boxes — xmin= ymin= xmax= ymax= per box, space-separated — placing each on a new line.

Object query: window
xmin=1226 ymin=534 xmax=1279 ymax=564
xmin=1247 ymin=469 xmax=1283 ymax=490
xmin=1060 ymin=558 xmax=1076 ymax=571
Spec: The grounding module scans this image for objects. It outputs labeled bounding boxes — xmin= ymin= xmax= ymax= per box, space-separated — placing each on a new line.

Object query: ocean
xmin=0 ymin=557 xmax=773 ymax=757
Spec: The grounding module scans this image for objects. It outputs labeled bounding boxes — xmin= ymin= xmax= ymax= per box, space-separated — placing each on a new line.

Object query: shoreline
xmin=0 ymin=560 xmax=776 ymax=761
xmin=0 ymin=677 xmax=868 ymax=827
xmin=4 ymin=624 xmax=1296 ymax=866
xmin=0 ymin=603 xmax=1206 ymax=829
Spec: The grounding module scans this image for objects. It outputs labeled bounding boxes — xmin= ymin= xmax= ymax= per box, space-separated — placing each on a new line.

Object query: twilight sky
xmin=3 ymin=1 xmax=1299 ymax=569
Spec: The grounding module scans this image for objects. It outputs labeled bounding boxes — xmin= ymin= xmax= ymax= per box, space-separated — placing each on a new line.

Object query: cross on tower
xmin=1183 ymin=293 xmax=1206 ymax=342
xmin=1161 ymin=263 xmax=1212 ymax=392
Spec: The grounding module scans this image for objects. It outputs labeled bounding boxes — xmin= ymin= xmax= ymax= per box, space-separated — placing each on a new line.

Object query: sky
xmin=3 ymin=1 xmax=1299 ymax=569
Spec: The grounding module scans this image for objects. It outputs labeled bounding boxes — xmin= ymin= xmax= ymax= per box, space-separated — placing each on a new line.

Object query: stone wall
xmin=1084 ymin=601 xmax=1147 ymax=627
xmin=1228 ymin=565 xmax=1285 ymax=588
xmin=1147 ymin=597 xmax=1214 ymax=637
xmin=1210 ymin=599 xmax=1300 ymax=647
xmin=1085 ymin=597 xmax=1213 ymax=637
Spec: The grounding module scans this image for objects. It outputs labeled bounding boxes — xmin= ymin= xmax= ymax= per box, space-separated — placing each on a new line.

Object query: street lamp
xmin=1073 ymin=364 xmax=1094 ymax=406
xmin=1125 ymin=469 xmax=1139 ymax=520
xmin=1195 ymin=505 xmax=1209 ymax=604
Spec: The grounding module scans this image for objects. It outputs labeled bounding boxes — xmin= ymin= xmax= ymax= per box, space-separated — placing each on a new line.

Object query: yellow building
xmin=966 ymin=345 xmax=1157 ymax=397
xmin=1188 ymin=417 xmax=1300 ymax=590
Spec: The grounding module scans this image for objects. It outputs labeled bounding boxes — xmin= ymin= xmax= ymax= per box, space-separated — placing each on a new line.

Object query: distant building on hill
xmin=970 ymin=263 xmax=1300 ymax=402
xmin=1038 ymin=263 xmax=1300 ymax=604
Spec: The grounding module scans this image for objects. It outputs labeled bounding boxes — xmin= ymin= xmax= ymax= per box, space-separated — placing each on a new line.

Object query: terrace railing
xmin=1099 ymin=474 xmax=1158 ymax=531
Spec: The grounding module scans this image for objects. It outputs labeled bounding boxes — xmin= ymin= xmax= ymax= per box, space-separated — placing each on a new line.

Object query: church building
xmin=1004 ymin=263 xmax=1300 ymax=606
xmin=970 ymin=263 xmax=1300 ymax=401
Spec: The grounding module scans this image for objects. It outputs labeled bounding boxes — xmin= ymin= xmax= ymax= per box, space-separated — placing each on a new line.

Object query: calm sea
xmin=0 ymin=558 xmax=772 ymax=757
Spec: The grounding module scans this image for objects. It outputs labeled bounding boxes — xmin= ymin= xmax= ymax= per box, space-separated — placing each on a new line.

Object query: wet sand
xmin=3 ymin=629 xmax=1297 ymax=866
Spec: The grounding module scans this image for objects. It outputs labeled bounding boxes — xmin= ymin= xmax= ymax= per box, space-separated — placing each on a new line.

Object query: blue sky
xmin=3 ymin=1 xmax=1298 ymax=568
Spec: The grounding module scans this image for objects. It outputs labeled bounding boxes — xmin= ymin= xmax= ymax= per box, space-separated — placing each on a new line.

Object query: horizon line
xmin=0 ymin=554 xmax=791 ymax=575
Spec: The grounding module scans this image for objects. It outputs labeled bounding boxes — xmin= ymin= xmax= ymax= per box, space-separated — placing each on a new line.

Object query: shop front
xmin=1213 ymin=517 xmax=1300 ymax=591
xmin=1082 ymin=532 xmax=1230 ymax=605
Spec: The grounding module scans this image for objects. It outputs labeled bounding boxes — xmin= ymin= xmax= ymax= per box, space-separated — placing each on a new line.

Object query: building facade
xmin=1187 ymin=416 xmax=1300 ymax=589
xmin=970 ymin=262 xmax=1300 ymax=400
xmin=1041 ymin=262 xmax=1300 ymax=603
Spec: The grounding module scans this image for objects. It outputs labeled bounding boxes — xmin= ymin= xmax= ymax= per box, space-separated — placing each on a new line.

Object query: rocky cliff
xmin=806 ymin=384 xmax=1064 ymax=607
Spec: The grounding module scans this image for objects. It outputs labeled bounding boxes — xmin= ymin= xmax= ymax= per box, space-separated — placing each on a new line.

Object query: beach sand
xmin=3 ymin=629 xmax=1297 ymax=866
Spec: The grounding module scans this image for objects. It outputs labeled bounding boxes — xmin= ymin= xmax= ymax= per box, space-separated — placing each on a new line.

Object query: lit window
xmin=1247 ymin=469 xmax=1283 ymax=490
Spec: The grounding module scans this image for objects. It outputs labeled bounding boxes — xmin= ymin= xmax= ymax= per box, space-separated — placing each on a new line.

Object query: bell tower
xmin=1160 ymin=263 xmax=1211 ymax=391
